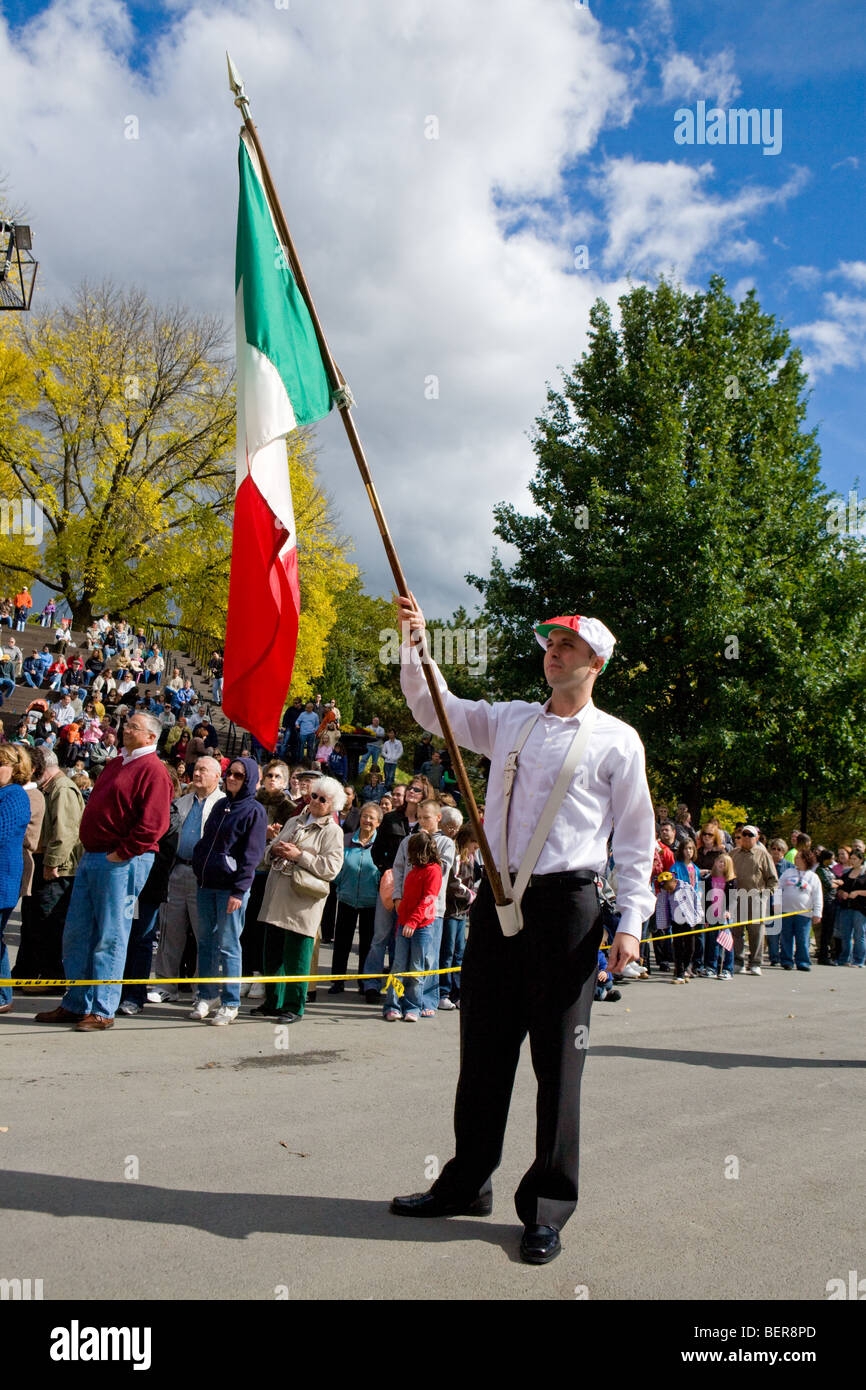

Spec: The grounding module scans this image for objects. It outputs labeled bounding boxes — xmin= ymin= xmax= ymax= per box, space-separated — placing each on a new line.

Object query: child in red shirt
xmin=385 ymin=831 xmax=442 ymax=1022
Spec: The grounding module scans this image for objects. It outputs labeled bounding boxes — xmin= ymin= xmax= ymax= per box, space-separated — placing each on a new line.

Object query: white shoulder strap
xmin=499 ymin=706 xmax=597 ymax=934
xmin=499 ymin=712 xmax=541 ymax=905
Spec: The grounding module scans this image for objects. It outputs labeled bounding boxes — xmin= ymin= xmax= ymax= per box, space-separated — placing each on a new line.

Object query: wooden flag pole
xmin=227 ymin=55 xmax=510 ymax=907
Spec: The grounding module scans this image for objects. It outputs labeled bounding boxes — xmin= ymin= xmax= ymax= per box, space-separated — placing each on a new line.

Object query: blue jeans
xmin=212 ymin=678 xmax=223 ymax=704
xmin=61 ymin=850 xmax=155 ymax=1018
xmin=439 ymin=914 xmax=465 ymax=999
xmin=358 ymin=742 xmax=382 ymax=776
xmin=0 ymin=905 xmax=14 ymax=1007
xmin=121 ymin=899 xmax=162 ymax=1007
xmin=780 ymin=913 xmax=813 ymax=969
xmin=195 ymin=887 xmax=249 ymax=1007
xmin=386 ymin=923 xmax=430 ymax=1017
xmin=422 ymin=915 xmax=444 ymax=1011
xmin=0 ymin=677 xmax=15 ymax=698
xmin=23 ymin=672 xmax=40 ymax=687
xmin=362 ymin=896 xmax=396 ymax=991
xmin=300 ymin=731 xmax=316 ymax=761
xmin=383 ymin=762 xmax=398 ymax=789
xmin=835 ymin=907 xmax=866 ymax=966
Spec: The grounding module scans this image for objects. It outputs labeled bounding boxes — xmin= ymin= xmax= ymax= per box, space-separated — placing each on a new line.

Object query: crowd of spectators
xmin=1 ymin=608 xmax=863 ymax=1029
xmin=613 ymin=803 xmax=866 ymax=997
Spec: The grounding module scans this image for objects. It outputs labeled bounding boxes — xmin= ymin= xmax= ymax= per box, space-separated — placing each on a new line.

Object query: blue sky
xmin=2 ymin=0 xmax=864 ymax=611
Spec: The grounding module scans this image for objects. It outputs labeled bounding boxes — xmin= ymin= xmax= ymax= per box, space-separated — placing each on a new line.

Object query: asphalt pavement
xmin=1 ymin=947 xmax=864 ymax=1301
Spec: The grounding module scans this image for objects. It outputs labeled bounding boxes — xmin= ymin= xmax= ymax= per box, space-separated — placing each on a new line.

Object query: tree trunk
xmin=799 ymin=780 xmax=809 ymax=836
xmin=685 ymin=756 xmax=706 ymax=829
xmin=68 ymin=596 xmax=94 ymax=629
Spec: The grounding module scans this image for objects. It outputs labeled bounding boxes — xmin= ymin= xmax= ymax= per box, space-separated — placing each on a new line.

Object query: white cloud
xmin=789 ymin=265 xmax=823 ymax=289
xmin=0 ymin=0 xmax=637 ymax=614
xmin=594 ymin=157 xmax=807 ymax=280
xmin=661 ymin=49 xmax=741 ymax=107
xmin=0 ymin=0 xmax=818 ymax=617
xmin=793 ymin=292 xmax=866 ymax=379
xmin=832 ymin=261 xmax=866 ymax=288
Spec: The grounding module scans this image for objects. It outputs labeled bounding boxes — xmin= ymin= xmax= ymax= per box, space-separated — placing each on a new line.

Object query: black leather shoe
xmin=365 ymin=989 xmax=381 ymax=1004
xmin=520 ymin=1224 xmax=561 ymax=1264
xmin=389 ymin=1189 xmax=493 ymax=1218
xmin=275 ymin=1012 xmax=301 ymax=1023
xmin=249 ymin=1003 xmax=277 ymax=1016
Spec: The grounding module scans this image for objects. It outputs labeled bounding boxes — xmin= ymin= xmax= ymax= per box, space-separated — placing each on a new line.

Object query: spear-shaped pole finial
xmin=226 ymin=51 xmax=251 ymax=121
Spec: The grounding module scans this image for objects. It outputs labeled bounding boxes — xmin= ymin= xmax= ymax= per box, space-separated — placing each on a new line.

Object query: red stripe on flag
xmin=223 ymin=473 xmax=299 ymax=750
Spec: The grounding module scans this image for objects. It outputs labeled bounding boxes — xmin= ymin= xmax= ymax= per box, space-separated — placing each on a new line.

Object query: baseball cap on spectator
xmin=741 ymin=825 xmax=759 ymax=837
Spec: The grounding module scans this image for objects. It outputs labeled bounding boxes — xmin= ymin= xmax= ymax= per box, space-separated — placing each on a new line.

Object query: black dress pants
xmin=15 ymin=866 xmax=75 ymax=981
xmin=240 ymin=871 xmax=268 ymax=977
xmin=432 ymin=875 xmax=603 ymax=1230
xmin=331 ymin=901 xmax=375 ymax=985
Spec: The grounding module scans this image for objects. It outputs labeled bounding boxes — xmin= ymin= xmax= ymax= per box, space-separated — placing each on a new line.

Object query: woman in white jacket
xmin=254 ymin=776 xmax=345 ymax=1023
xmin=776 ymin=849 xmax=822 ymax=971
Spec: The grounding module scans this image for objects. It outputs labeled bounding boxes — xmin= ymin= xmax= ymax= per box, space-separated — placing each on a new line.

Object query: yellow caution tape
xmin=609 ymin=907 xmax=806 ymax=949
xmin=2 ymin=914 xmax=809 ymax=986
xmin=1 ymin=966 xmax=460 ymax=988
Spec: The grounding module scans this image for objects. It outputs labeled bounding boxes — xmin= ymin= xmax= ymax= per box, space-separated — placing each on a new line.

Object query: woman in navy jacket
xmin=191 ymin=756 xmax=267 ymax=1025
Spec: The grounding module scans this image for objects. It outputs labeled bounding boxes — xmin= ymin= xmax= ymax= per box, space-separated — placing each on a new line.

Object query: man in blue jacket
xmin=191 ymin=756 xmax=267 ymax=1025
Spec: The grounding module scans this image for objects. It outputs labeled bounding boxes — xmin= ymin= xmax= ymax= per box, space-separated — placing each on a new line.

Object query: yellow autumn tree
xmin=0 ymin=282 xmax=236 ymax=625
xmin=0 ymin=281 xmax=358 ymax=690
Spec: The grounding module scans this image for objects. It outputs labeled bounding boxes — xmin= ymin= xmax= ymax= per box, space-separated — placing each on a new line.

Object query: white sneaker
xmin=118 ymin=1000 xmax=143 ymax=1016
xmin=622 ymin=962 xmax=643 ymax=979
xmin=147 ymin=987 xmax=178 ymax=1003
xmin=210 ymin=1006 xmax=239 ymax=1026
xmin=733 ymin=964 xmax=746 ymax=974
xmin=248 ymin=974 xmax=266 ymax=1000
xmin=189 ymin=1000 xmax=213 ymax=1020
xmin=437 ymin=998 xmax=457 ymax=1010
xmin=749 ymin=966 xmax=762 ymax=976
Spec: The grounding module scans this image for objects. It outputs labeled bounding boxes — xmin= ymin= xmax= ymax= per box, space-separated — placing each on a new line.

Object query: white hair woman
xmin=254 ymin=775 xmax=346 ymax=1023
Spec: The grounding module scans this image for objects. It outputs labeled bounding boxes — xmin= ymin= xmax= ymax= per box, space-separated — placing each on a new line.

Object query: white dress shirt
xmin=400 ymin=644 xmax=656 ymax=941
xmin=51 ymin=702 xmax=76 ymax=728
xmin=120 ymin=744 xmax=158 ymax=764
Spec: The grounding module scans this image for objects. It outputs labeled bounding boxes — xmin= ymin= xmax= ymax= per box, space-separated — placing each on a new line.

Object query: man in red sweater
xmin=35 ymin=712 xmax=173 ymax=1030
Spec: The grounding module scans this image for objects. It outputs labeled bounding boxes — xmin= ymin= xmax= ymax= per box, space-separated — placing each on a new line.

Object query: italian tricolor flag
xmin=223 ymin=130 xmax=333 ymax=750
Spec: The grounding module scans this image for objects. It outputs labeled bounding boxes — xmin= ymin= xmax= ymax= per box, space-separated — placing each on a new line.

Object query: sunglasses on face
xmin=226 ymin=769 xmax=244 ymax=779
xmin=309 ymin=793 xmax=330 ymax=804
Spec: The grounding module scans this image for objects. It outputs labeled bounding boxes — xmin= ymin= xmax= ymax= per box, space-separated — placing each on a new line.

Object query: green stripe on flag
xmin=236 ymin=140 xmax=333 ymax=428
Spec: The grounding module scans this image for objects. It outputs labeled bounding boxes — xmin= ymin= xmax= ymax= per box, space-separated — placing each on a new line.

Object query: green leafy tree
xmin=469 ymin=276 xmax=866 ymax=822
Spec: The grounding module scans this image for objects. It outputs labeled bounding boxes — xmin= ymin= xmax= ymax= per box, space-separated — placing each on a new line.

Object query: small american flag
xmin=717 ymin=927 xmax=734 ymax=950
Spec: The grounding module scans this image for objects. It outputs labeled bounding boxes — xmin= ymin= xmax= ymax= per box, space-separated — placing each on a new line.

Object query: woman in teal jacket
xmin=328 ymin=803 xmax=383 ymax=994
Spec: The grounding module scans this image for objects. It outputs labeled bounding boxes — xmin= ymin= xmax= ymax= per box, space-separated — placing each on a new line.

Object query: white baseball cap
xmin=533 ymin=614 xmax=616 ymax=670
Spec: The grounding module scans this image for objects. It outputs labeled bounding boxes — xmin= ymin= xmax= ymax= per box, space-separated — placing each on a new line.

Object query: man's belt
xmin=524 ymin=869 xmax=597 ymax=890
